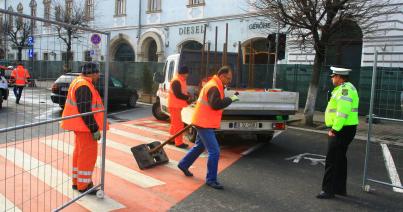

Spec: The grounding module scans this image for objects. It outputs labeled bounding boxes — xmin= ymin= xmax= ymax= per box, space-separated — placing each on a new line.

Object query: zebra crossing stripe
xmin=40 ymin=140 xmax=165 ymax=188
xmin=122 ymin=124 xmax=170 ymax=136
xmin=109 ymin=128 xmax=207 ymax=157
xmin=0 ymin=193 xmax=22 ymax=212
xmin=0 ymin=148 xmax=125 ymax=212
xmin=105 ymin=139 xmax=180 ymax=170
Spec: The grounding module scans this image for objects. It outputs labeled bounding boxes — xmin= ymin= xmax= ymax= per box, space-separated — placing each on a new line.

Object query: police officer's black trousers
xmin=322 ymin=125 xmax=357 ymax=195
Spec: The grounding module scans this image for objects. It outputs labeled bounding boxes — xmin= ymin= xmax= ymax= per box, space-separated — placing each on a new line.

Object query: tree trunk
xmin=65 ymin=30 xmax=72 ymax=71
xmin=17 ymin=47 xmax=22 ymax=61
xmin=303 ymin=48 xmax=325 ymax=126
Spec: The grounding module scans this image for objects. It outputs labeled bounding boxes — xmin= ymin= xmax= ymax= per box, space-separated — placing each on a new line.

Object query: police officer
xmin=177 ymin=66 xmax=239 ymax=189
xmin=317 ymin=66 xmax=359 ymax=199
xmin=61 ymin=62 xmax=109 ymax=195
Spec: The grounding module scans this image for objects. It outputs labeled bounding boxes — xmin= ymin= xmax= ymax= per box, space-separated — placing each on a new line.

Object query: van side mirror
xmin=153 ymin=72 xmax=164 ymax=83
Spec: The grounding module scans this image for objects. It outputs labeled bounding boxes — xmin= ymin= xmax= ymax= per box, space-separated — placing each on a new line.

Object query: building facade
xmin=1 ymin=0 xmax=402 ymax=67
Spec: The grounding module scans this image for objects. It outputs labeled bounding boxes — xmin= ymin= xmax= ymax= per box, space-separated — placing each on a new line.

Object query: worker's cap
xmin=81 ymin=62 xmax=100 ymax=75
xmin=330 ymin=66 xmax=352 ymax=77
xmin=178 ymin=66 xmax=189 ymax=74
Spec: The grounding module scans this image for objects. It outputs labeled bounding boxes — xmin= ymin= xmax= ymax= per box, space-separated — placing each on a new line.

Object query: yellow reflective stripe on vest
xmin=351 ymin=108 xmax=358 ymax=112
xmin=339 ymin=96 xmax=353 ymax=102
xmin=328 ymin=109 xmax=337 ymax=113
xmin=336 ymin=112 xmax=348 ymax=118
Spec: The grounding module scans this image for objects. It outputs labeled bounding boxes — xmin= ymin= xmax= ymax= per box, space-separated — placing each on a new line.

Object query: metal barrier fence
xmin=363 ymin=51 xmax=403 ymax=193
xmin=0 ymin=8 xmax=110 ymax=211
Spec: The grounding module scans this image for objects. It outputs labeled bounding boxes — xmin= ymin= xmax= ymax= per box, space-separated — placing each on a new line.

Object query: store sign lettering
xmin=179 ymin=25 xmax=205 ymax=35
xmin=249 ymin=22 xmax=271 ymax=30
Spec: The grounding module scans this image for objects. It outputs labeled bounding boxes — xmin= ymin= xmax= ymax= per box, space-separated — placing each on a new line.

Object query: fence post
xmin=100 ymin=32 xmax=111 ymax=196
xmin=362 ymin=50 xmax=378 ymax=191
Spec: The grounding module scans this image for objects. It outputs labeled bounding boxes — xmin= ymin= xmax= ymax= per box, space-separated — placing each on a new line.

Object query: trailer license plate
xmin=234 ymin=122 xmax=259 ymax=129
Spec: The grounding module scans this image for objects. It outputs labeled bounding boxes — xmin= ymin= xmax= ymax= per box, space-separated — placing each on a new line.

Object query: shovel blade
xmin=131 ymin=141 xmax=169 ymax=170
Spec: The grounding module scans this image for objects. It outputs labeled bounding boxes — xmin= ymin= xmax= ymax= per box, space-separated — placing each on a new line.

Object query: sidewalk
xmin=288 ymin=110 xmax=403 ymax=145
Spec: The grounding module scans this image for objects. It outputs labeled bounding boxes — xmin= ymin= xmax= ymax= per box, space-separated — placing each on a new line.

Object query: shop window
xmin=147 ymin=0 xmax=161 ymax=13
xmin=84 ymin=50 xmax=92 ymax=61
xmin=62 ymin=52 xmax=74 ymax=61
xmin=43 ymin=52 xmax=49 ymax=61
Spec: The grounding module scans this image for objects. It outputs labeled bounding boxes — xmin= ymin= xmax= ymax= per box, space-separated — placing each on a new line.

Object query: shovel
xmin=131 ymin=125 xmax=193 ymax=170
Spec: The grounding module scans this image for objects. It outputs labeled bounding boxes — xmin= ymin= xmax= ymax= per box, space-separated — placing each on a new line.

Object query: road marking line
xmin=40 ymin=140 xmax=165 ymax=188
xmin=0 ymin=148 xmax=125 ymax=211
xmin=105 ymin=139 xmax=180 ymax=170
xmin=0 ymin=193 xmax=22 ymax=212
xmin=241 ymin=132 xmax=283 ymax=156
xmin=108 ymin=108 xmax=138 ymax=116
xmin=140 ymin=120 xmax=169 ymax=127
xmin=109 ymin=128 xmax=206 ymax=157
xmin=122 ymin=124 xmax=170 ymax=136
xmin=380 ymin=143 xmax=403 ymax=193
xmin=241 ymin=143 xmax=266 ymax=156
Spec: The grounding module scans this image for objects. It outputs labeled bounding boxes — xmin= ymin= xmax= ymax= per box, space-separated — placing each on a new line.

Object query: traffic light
xmin=278 ymin=33 xmax=286 ymax=60
xmin=266 ymin=33 xmax=286 ymax=60
xmin=266 ymin=33 xmax=276 ymax=53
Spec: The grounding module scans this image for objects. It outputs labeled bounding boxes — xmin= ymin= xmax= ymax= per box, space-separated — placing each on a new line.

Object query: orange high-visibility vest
xmin=168 ymin=75 xmax=188 ymax=109
xmin=61 ymin=75 xmax=109 ymax=132
xmin=192 ymin=75 xmax=224 ymax=129
xmin=11 ymin=65 xmax=30 ymax=86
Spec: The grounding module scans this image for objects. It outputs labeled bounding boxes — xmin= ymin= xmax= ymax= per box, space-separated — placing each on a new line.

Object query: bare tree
xmin=3 ymin=16 xmax=32 ymax=62
xmin=53 ymin=0 xmax=90 ymax=72
xmin=251 ymin=0 xmax=397 ymax=125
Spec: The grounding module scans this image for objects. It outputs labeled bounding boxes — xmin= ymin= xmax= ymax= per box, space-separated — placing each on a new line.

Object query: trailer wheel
xmin=152 ymin=101 xmax=169 ymax=121
xmin=256 ymin=133 xmax=273 ymax=143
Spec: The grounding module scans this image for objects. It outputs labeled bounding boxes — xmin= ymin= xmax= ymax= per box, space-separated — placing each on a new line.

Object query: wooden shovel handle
xmin=149 ymin=125 xmax=193 ymax=154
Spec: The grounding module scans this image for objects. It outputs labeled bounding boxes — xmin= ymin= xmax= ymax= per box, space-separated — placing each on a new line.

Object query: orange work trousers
xmin=169 ymin=107 xmax=185 ymax=146
xmin=72 ymin=132 xmax=98 ymax=190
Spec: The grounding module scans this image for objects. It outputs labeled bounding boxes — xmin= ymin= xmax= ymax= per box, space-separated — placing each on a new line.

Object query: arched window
xmin=114 ymin=43 xmax=135 ymax=61
xmin=17 ymin=3 xmax=23 ymax=25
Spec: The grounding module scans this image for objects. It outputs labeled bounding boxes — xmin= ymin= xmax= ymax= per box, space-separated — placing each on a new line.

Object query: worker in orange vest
xmin=10 ymin=62 xmax=30 ymax=104
xmin=168 ymin=66 xmax=193 ymax=149
xmin=177 ymin=66 xmax=239 ymax=189
xmin=61 ymin=62 xmax=109 ymax=195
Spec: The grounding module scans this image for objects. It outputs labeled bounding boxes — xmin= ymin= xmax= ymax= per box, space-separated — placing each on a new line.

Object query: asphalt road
xmin=171 ymin=129 xmax=403 ymax=212
xmin=1 ymin=88 xmax=402 ymax=211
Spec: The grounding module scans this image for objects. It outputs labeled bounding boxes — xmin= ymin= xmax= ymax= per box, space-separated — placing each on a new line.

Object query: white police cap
xmin=330 ymin=66 xmax=352 ymax=77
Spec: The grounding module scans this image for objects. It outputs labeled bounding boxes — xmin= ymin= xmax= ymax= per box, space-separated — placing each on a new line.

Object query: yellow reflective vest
xmin=325 ymin=82 xmax=359 ymax=131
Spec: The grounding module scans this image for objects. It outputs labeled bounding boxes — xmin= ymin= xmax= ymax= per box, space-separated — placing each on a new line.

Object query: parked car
xmin=51 ymin=72 xmax=138 ymax=109
xmin=0 ymin=70 xmax=9 ymax=109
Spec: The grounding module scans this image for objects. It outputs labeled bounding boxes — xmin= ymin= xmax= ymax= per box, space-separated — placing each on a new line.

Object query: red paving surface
xmin=0 ymin=117 xmax=250 ymax=211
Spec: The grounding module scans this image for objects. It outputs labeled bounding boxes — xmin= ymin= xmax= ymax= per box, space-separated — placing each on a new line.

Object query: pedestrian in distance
xmin=60 ymin=62 xmax=109 ymax=195
xmin=10 ymin=61 xmax=30 ymax=104
xmin=177 ymin=66 xmax=240 ymax=189
xmin=317 ymin=66 xmax=359 ymax=199
xmin=168 ymin=66 xmax=193 ymax=149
